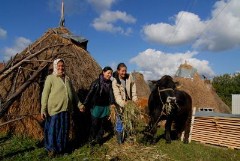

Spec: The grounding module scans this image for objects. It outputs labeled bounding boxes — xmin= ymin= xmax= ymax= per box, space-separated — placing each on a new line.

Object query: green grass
xmin=0 ymin=131 xmax=240 ymax=161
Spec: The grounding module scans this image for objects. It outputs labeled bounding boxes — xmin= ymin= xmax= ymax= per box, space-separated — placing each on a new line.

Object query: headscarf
xmin=53 ymin=58 xmax=65 ymax=76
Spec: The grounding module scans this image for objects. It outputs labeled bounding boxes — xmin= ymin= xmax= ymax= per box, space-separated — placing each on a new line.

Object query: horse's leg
xmin=183 ymin=112 xmax=192 ymax=144
xmin=165 ymin=117 xmax=173 ymax=144
xmin=174 ymin=116 xmax=186 ymax=140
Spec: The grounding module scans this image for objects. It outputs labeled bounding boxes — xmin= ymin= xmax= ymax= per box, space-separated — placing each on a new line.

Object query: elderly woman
xmin=41 ymin=58 xmax=84 ymax=157
xmin=83 ymin=66 xmax=115 ymax=147
xmin=112 ymin=63 xmax=138 ymax=144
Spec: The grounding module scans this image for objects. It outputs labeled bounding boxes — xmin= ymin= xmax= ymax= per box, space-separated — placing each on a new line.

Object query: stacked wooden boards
xmin=191 ymin=113 xmax=240 ymax=149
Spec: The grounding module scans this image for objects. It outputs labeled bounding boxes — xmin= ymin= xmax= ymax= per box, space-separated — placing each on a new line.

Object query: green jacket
xmin=41 ymin=75 xmax=82 ymax=116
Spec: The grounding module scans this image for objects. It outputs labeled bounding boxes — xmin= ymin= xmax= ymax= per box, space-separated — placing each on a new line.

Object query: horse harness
xmin=147 ymin=87 xmax=179 ymax=133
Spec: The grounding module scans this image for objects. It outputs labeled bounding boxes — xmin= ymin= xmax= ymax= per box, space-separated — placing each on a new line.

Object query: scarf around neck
xmin=99 ymin=74 xmax=111 ymax=95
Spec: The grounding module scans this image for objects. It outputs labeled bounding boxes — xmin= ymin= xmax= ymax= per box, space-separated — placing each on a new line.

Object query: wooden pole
xmin=188 ymin=107 xmax=196 ymax=143
xmin=181 ymin=107 xmax=196 ymax=142
xmin=0 ymin=60 xmax=51 ymax=119
xmin=0 ymin=44 xmax=65 ymax=81
xmin=0 ymin=116 xmax=25 ymax=127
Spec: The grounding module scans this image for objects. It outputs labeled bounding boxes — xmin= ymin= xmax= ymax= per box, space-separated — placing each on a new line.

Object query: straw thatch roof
xmin=174 ymin=64 xmax=230 ymax=113
xmin=0 ymin=27 xmax=102 ymax=139
xmin=175 ymin=61 xmax=197 ymax=78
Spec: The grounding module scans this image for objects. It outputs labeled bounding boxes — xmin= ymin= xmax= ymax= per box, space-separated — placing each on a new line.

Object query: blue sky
xmin=0 ymin=0 xmax=239 ymax=80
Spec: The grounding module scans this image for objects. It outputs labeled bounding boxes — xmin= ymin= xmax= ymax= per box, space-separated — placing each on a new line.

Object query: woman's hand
xmin=41 ymin=113 xmax=47 ymax=120
xmin=79 ymin=105 xmax=85 ymax=112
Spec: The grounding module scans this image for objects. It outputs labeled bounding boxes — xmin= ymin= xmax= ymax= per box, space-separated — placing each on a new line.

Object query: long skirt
xmin=44 ymin=111 xmax=70 ymax=153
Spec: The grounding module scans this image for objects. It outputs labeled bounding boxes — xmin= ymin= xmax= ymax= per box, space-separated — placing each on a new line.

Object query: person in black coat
xmin=83 ymin=66 xmax=115 ymax=146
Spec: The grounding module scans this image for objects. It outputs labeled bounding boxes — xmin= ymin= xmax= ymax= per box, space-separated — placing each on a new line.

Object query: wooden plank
xmin=192 ymin=127 xmax=240 ymax=135
xmin=192 ymin=135 xmax=240 ymax=145
xmin=194 ymin=119 xmax=240 ymax=126
xmin=193 ymin=123 xmax=240 ymax=129
xmin=192 ymin=138 xmax=240 ymax=149
xmin=192 ymin=136 xmax=240 ymax=147
xmin=195 ymin=117 xmax=240 ymax=122
xmin=192 ymin=130 xmax=240 ymax=139
xmin=192 ymin=132 xmax=239 ymax=140
xmin=195 ymin=121 xmax=240 ymax=128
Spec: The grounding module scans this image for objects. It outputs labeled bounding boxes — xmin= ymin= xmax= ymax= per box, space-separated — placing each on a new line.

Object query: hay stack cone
xmin=132 ymin=72 xmax=150 ymax=124
xmin=174 ymin=63 xmax=230 ymax=113
xmin=0 ymin=27 xmax=102 ymax=139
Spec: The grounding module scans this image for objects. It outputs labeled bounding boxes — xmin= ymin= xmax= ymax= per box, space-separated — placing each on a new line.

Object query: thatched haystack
xmin=174 ymin=63 xmax=230 ymax=113
xmin=132 ymin=72 xmax=151 ymax=99
xmin=131 ymin=72 xmax=150 ymax=124
xmin=0 ymin=27 xmax=102 ymax=140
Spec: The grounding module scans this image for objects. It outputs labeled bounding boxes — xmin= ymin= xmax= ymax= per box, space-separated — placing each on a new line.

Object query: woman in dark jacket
xmin=83 ymin=66 xmax=115 ymax=146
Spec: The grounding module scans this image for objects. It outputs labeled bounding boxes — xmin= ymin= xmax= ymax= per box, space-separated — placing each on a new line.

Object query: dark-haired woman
xmin=41 ymin=59 xmax=84 ymax=157
xmin=112 ymin=63 xmax=138 ymax=144
xmin=83 ymin=66 xmax=115 ymax=146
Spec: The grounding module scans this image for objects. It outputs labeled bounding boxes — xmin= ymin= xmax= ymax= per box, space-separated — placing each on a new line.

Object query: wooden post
xmin=189 ymin=107 xmax=196 ymax=143
xmin=181 ymin=107 xmax=196 ymax=142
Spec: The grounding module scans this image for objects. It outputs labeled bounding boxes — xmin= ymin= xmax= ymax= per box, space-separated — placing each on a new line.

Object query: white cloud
xmin=130 ymin=49 xmax=215 ymax=80
xmin=3 ymin=37 xmax=32 ymax=60
xmin=142 ymin=0 xmax=240 ymax=51
xmin=0 ymin=27 xmax=7 ymax=39
xmin=92 ymin=10 xmax=136 ymax=35
xmin=193 ymin=0 xmax=240 ymax=51
xmin=143 ymin=11 xmax=205 ymax=45
xmin=88 ymin=0 xmax=116 ymax=12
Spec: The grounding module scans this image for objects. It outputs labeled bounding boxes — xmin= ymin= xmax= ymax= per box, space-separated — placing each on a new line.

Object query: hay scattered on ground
xmin=105 ymin=141 xmax=169 ymax=161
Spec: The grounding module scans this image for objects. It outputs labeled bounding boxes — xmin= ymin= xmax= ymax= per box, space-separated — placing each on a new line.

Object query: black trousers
xmin=90 ymin=116 xmax=113 ymax=144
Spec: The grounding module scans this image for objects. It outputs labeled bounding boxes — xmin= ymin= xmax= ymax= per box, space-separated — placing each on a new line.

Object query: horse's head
xmin=156 ymin=75 xmax=178 ymax=112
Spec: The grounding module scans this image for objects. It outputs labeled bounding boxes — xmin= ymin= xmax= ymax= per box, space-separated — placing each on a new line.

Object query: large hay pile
xmin=0 ymin=27 xmax=102 ymax=139
xmin=174 ymin=73 xmax=230 ymax=113
xmin=132 ymin=72 xmax=151 ymax=99
xmin=132 ymin=72 xmax=150 ymax=124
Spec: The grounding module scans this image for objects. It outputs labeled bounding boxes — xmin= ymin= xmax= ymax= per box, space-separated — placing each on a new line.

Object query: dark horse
xmin=146 ymin=75 xmax=192 ymax=144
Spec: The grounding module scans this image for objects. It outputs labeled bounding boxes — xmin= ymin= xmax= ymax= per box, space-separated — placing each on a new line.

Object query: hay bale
xmin=0 ymin=27 xmax=102 ymax=139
